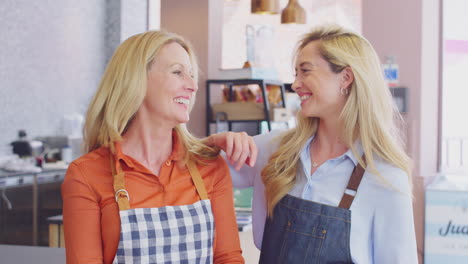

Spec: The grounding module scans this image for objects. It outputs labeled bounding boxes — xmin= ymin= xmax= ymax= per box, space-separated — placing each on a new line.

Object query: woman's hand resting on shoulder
xmin=205 ymin=132 xmax=257 ymax=171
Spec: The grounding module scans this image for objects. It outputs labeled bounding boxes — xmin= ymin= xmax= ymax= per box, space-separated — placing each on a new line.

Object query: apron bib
xmin=259 ymin=158 xmax=365 ymax=264
xmin=110 ymin=156 xmax=214 ymax=264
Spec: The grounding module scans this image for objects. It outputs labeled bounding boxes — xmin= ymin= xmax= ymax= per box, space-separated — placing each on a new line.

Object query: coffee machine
xmin=10 ymin=130 xmax=44 ymax=158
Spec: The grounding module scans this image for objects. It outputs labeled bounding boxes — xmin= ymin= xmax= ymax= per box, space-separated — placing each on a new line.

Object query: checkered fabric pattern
xmin=113 ymin=199 xmax=214 ymax=264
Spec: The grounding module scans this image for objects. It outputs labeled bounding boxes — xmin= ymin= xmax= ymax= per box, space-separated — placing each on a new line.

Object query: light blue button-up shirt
xmin=227 ymin=130 xmax=418 ymax=264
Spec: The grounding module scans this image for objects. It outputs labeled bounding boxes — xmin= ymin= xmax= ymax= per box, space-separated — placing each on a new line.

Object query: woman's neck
xmin=121 ymin=113 xmax=174 ymax=175
xmin=310 ymin=118 xmax=349 ymax=167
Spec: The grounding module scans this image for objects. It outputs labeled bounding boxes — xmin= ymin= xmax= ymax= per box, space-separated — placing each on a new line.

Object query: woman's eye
xmin=173 ymin=70 xmax=183 ymax=75
xmin=293 ymin=69 xmax=310 ymax=77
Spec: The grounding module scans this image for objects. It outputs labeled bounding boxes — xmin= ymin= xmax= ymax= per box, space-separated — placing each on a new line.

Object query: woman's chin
xmin=176 ymin=115 xmax=190 ymax=124
xmin=299 ymin=109 xmax=315 ymax=118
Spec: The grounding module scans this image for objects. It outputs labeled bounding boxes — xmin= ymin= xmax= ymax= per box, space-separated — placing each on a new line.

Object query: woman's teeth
xmin=174 ymin=98 xmax=190 ymax=105
xmin=300 ymin=95 xmax=311 ymax=101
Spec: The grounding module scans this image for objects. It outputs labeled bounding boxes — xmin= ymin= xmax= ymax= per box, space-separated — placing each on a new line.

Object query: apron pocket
xmin=278 ymin=207 xmax=327 ymax=263
xmin=278 ymin=222 xmax=325 ymax=263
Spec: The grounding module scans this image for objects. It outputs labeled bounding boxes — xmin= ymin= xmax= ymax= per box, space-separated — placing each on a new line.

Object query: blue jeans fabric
xmin=259 ymin=195 xmax=353 ymax=264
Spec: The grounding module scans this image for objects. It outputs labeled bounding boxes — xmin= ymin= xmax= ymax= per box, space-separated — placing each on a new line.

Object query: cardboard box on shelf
xmin=217 ymin=67 xmax=279 ymax=81
xmin=212 ymin=102 xmax=271 ymax=121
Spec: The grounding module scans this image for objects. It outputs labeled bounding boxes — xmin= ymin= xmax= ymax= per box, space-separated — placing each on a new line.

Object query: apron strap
xmin=110 ymin=154 xmax=130 ymax=211
xmin=338 ymin=155 xmax=366 ymax=209
xmin=187 ymin=160 xmax=209 ymax=200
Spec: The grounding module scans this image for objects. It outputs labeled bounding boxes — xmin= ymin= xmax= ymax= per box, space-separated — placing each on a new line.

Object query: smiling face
xmin=141 ymin=42 xmax=197 ymax=127
xmin=292 ymin=40 xmax=351 ymax=120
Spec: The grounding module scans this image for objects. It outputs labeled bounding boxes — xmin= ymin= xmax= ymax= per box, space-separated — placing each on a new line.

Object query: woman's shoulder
xmin=194 ymin=153 xmax=229 ymax=172
xmin=62 ymin=147 xmax=112 ymax=200
xmin=253 ymin=129 xmax=288 ymax=151
xmin=196 ymin=154 xmax=226 ymax=166
xmin=65 ymin=146 xmax=111 ymax=181
xmin=194 ymin=155 xmax=233 ymax=187
xmin=363 ymin=157 xmax=411 ymax=195
xmin=73 ymin=146 xmax=109 ymax=165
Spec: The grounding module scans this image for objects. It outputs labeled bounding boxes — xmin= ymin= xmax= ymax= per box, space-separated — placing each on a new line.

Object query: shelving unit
xmin=0 ymin=169 xmax=65 ymax=246
xmin=206 ymin=79 xmax=286 ymax=135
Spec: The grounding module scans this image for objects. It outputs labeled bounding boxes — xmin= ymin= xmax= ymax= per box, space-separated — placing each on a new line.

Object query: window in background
xmin=441 ymin=0 xmax=468 ymax=175
xmin=147 ymin=0 xmax=161 ymax=30
xmin=222 ymin=0 xmax=362 ymax=83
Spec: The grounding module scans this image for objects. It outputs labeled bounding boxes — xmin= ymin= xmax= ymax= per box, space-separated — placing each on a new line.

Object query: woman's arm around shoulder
xmin=209 ymin=156 xmax=245 ymax=264
xmin=62 ymin=162 xmax=104 ymax=264
xmin=205 ymin=130 xmax=285 ymax=189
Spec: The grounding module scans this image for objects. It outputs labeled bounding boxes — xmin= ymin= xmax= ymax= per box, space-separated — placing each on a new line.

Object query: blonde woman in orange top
xmin=61 ymin=31 xmax=244 ymax=264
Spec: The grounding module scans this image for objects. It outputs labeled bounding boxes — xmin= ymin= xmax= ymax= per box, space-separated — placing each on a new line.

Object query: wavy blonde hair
xmin=83 ymin=30 xmax=219 ymax=164
xmin=262 ymin=25 xmax=411 ymax=216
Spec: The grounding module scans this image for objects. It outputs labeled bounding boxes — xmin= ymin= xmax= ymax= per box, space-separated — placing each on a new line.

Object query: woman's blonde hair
xmin=262 ymin=24 xmax=411 ymax=216
xmin=83 ymin=30 xmax=219 ymax=164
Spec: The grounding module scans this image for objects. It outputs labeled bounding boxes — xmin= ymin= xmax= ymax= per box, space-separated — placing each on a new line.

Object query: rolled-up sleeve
xmin=62 ymin=163 xmax=103 ymax=264
xmin=225 ymin=130 xmax=284 ymax=189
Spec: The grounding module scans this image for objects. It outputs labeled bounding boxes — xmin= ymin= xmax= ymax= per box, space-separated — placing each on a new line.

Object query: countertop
xmin=0 ymin=167 xmax=67 ymax=178
xmin=0 ymin=245 xmax=65 ymax=264
xmin=0 ymin=167 xmax=67 ymax=188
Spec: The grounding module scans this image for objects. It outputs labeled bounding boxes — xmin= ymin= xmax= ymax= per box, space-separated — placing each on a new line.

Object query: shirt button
xmin=165 ymin=160 xmax=172 ymax=166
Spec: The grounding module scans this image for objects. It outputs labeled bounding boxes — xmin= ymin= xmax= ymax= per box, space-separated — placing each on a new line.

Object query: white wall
xmin=0 ymin=0 xmax=107 ymax=151
xmin=0 ymin=0 xmax=150 ymax=152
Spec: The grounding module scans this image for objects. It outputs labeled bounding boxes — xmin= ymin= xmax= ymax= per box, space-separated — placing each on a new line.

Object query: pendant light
xmin=281 ymin=0 xmax=306 ymax=24
xmin=251 ymin=0 xmax=279 ymax=14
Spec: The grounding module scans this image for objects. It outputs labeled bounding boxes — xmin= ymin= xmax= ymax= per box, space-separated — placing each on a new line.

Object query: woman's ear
xmin=341 ymin=67 xmax=354 ymax=90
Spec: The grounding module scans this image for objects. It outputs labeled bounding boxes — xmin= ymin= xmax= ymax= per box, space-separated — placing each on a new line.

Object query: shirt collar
xmin=344 ymin=140 xmax=364 ymax=166
xmin=112 ymin=129 xmax=185 ymax=170
xmin=300 ymin=134 xmax=364 ymax=166
xmin=169 ymin=130 xmax=185 ymax=161
xmin=113 ymin=141 xmax=134 ymax=169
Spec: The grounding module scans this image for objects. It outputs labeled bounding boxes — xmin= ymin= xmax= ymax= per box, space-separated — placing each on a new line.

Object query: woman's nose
xmin=291 ymin=78 xmax=301 ymax=92
xmin=187 ymin=84 xmax=198 ymax=93
xmin=185 ymin=75 xmax=198 ymax=92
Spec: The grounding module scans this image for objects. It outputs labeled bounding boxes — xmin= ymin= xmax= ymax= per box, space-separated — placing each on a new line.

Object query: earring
xmin=340 ymin=87 xmax=349 ymax=96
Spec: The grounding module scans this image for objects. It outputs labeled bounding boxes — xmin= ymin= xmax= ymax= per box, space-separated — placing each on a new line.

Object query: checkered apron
xmin=110 ymin=156 xmax=214 ymax=264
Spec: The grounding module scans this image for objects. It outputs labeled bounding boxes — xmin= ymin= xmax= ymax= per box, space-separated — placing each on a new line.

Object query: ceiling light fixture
xmin=281 ymin=0 xmax=306 ymax=24
xmin=251 ymin=0 xmax=279 ymax=14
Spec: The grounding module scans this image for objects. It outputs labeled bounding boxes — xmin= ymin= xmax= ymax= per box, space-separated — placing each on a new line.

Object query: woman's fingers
xmin=225 ymin=132 xmax=234 ymax=160
xmin=211 ymin=131 xmax=257 ymax=169
xmin=230 ymin=133 xmax=244 ymax=164
xmin=248 ymin=135 xmax=258 ymax=167
xmin=235 ymin=132 xmax=251 ymax=170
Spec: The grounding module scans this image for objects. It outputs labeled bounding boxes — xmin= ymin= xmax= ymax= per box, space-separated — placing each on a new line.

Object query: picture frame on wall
xmin=390 ymin=87 xmax=408 ymax=113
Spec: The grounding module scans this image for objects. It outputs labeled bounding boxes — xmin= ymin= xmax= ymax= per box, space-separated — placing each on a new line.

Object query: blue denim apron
xmin=110 ymin=156 xmax=214 ymax=264
xmin=259 ymin=160 xmax=365 ymax=264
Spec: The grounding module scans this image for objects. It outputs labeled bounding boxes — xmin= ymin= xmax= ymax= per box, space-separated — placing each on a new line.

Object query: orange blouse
xmin=61 ymin=135 xmax=244 ymax=264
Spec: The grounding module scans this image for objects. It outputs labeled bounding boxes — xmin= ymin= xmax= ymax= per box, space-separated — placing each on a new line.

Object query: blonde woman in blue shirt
xmin=206 ymin=24 xmax=418 ymax=263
